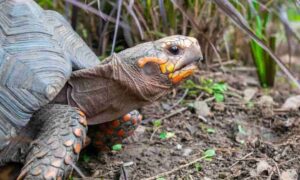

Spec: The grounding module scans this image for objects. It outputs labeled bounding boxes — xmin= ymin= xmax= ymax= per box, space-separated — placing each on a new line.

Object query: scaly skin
xmin=17 ymin=105 xmax=87 ymax=180
xmin=89 ymin=110 xmax=142 ymax=151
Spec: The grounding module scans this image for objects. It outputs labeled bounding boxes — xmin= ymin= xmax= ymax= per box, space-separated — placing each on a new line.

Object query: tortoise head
xmin=64 ymin=35 xmax=203 ymax=124
xmin=118 ymin=35 xmax=203 ymax=87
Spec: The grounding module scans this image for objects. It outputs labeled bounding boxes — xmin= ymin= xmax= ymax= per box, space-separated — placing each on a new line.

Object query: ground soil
xmin=76 ymin=64 xmax=300 ymax=180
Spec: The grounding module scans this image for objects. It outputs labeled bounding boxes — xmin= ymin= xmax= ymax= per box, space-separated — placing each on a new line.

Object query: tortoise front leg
xmin=17 ymin=105 xmax=87 ymax=180
xmin=89 ymin=110 xmax=142 ymax=151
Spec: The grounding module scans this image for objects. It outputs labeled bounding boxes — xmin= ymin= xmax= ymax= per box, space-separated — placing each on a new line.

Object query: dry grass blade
xmin=158 ymin=0 xmax=168 ymax=31
xmin=111 ymin=0 xmax=123 ymax=54
xmin=64 ymin=1 xmax=71 ymax=17
xmin=124 ymin=0 xmax=144 ymax=39
xmin=64 ymin=0 xmax=130 ymax=30
xmin=212 ymin=0 xmax=300 ymax=89
xmin=172 ymin=0 xmax=224 ymax=67
xmin=253 ymin=1 xmax=300 ymax=43
xmin=280 ymin=7 xmax=293 ymax=67
xmin=70 ymin=161 xmax=86 ymax=178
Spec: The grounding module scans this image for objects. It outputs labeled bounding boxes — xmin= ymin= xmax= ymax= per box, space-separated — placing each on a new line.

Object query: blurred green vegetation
xmin=247 ymin=0 xmax=277 ymax=87
xmin=37 ymin=0 xmax=300 ymax=88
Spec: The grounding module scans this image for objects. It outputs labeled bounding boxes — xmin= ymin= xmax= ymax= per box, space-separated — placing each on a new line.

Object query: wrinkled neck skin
xmin=54 ymin=53 xmax=171 ymax=125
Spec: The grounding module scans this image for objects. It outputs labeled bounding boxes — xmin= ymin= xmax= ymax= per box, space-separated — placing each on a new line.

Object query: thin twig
xmin=142 ymin=155 xmax=207 ymax=180
xmin=167 ymin=89 xmax=189 ymax=111
xmin=278 ymin=157 xmax=300 ymax=166
xmin=208 ymin=60 xmax=236 ymax=68
xmin=228 ymin=152 xmax=254 ymax=169
xmin=119 ymin=165 xmax=128 ymax=180
xmin=150 ymin=126 xmax=162 ymax=141
xmin=270 ymin=158 xmax=281 ymax=177
xmin=156 ymin=107 xmax=188 ymax=122
xmin=197 ymin=115 xmax=209 ymax=123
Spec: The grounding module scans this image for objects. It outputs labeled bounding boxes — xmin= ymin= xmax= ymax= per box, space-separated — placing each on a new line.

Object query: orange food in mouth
xmin=138 ymin=57 xmax=197 ymax=84
xmin=169 ymin=65 xmax=197 ymax=84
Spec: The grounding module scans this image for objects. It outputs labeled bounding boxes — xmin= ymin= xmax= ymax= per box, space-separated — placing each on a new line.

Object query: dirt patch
xmin=76 ymin=68 xmax=300 ymax=180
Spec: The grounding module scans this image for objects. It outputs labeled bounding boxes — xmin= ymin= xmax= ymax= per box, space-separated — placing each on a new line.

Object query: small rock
xmin=135 ymin=125 xmax=146 ymax=135
xmin=213 ymin=102 xmax=225 ymax=111
xmin=280 ymin=169 xmax=298 ymax=180
xmin=182 ymin=148 xmax=193 ymax=156
xmin=274 ymin=117 xmax=299 ymax=128
xmin=161 ymin=103 xmax=171 ymax=110
xmin=258 ymin=95 xmax=275 ymax=118
xmin=281 ymin=95 xmax=300 ymax=110
xmin=258 ymin=95 xmax=274 ymax=107
xmin=176 ymin=144 xmax=182 ymax=150
xmin=243 ymin=88 xmax=257 ymax=102
xmin=194 ymin=101 xmax=212 ymax=117
xmin=186 ymin=123 xmax=198 ymax=134
xmin=124 ymin=125 xmax=146 ymax=143
xmin=256 ymin=160 xmax=272 ymax=175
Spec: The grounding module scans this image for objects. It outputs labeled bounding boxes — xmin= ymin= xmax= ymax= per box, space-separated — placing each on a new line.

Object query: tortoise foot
xmin=90 ymin=110 xmax=142 ymax=151
xmin=17 ymin=105 xmax=87 ymax=180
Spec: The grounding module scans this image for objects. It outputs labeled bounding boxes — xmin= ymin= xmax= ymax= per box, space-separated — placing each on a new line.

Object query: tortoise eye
xmin=168 ymin=45 xmax=180 ymax=55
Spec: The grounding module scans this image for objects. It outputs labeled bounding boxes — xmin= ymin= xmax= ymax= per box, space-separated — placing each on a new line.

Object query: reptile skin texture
xmin=0 ymin=0 xmax=99 ymax=151
xmin=17 ymin=105 xmax=87 ymax=180
xmin=89 ymin=110 xmax=142 ymax=151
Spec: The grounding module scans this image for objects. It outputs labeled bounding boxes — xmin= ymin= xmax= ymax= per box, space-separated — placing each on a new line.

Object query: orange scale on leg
xmin=111 ymin=120 xmax=120 ymax=128
xmin=117 ymin=129 xmax=125 ymax=137
xmin=122 ymin=114 xmax=131 ymax=122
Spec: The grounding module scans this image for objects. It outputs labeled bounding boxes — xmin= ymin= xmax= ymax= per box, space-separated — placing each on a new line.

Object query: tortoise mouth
xmin=168 ymin=63 xmax=198 ymax=84
xmin=137 ymin=57 xmax=198 ymax=84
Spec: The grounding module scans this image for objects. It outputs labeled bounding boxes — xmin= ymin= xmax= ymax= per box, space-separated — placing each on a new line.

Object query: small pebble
xmin=182 ymin=148 xmax=193 ymax=156
xmin=176 ymin=144 xmax=182 ymax=150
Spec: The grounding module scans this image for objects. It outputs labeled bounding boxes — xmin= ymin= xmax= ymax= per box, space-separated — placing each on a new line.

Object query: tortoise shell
xmin=0 ymin=0 xmax=99 ymax=149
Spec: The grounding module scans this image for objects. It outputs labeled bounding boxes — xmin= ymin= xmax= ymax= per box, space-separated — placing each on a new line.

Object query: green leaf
xmin=238 ymin=125 xmax=247 ymax=135
xmin=203 ymin=149 xmax=216 ymax=159
xmin=287 ymin=8 xmax=300 ymax=22
xmin=246 ymin=101 xmax=254 ymax=108
xmin=159 ymin=132 xmax=175 ymax=140
xmin=214 ymin=93 xmax=224 ymax=102
xmin=204 ymin=157 xmax=213 ymax=161
xmin=156 ymin=177 xmax=166 ymax=180
xmin=211 ymin=83 xmax=227 ymax=93
xmin=206 ymin=128 xmax=215 ymax=134
xmin=153 ymin=120 xmax=162 ymax=128
xmin=112 ymin=144 xmax=123 ymax=151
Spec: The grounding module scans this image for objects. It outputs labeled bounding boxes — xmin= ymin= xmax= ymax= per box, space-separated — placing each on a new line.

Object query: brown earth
xmin=76 ymin=64 xmax=300 ymax=180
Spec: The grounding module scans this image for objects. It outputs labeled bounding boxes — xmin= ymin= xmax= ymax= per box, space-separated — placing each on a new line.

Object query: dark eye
xmin=168 ymin=45 xmax=180 ymax=55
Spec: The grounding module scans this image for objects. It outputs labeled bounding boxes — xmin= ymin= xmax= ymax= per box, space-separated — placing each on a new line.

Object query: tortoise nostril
xmin=195 ymin=56 xmax=204 ymax=62
xmin=200 ymin=56 xmax=205 ymax=62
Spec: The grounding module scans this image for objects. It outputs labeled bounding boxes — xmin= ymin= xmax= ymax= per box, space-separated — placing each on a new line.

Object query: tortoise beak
xmin=137 ymin=37 xmax=203 ymax=84
xmin=168 ymin=55 xmax=202 ymax=84
xmin=137 ymin=55 xmax=202 ymax=84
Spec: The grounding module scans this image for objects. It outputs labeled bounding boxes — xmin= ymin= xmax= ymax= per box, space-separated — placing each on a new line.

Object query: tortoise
xmin=0 ymin=0 xmax=203 ymax=179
